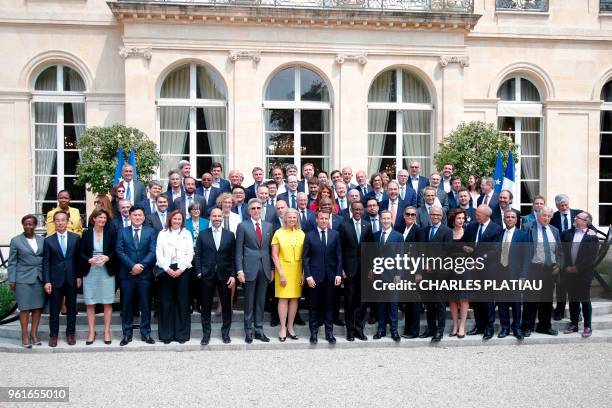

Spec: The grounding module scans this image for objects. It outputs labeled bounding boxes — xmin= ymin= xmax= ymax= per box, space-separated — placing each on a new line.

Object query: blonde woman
xmin=271 ymin=208 xmax=305 ymax=341
xmin=216 ymin=192 xmax=241 ymax=235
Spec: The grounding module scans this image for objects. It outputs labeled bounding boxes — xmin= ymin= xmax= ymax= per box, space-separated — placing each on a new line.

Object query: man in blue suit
xmin=496 ymin=209 xmax=529 ymax=339
xmin=407 ymin=160 xmax=429 ymax=196
xmin=121 ymin=163 xmax=147 ymax=206
xmin=308 ymin=198 xmax=344 ymax=231
xmin=211 ymin=162 xmax=231 ymax=193
xmin=231 ymin=185 xmax=249 ymax=221
xmin=372 ymin=210 xmax=405 ymax=342
xmin=139 ymin=180 xmax=163 ymax=216
xmin=43 ymin=210 xmax=81 ymax=347
xmin=245 ymin=166 xmax=265 ymax=201
xmin=379 ymin=181 xmax=414 ymax=232
xmin=447 ymin=176 xmax=462 ymax=209
xmin=297 ymin=192 xmax=316 ymax=231
xmin=476 ymin=177 xmax=499 ymax=209
xmin=520 ymin=195 xmax=546 ymax=231
xmin=196 ymin=172 xmax=222 ymax=217
xmin=116 ymin=205 xmax=158 ymax=346
xmin=302 ymin=210 xmax=343 ymax=344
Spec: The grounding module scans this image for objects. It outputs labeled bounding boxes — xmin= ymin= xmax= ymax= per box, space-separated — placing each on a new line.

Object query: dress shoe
xmin=86 ymin=332 xmax=97 ymax=345
xmin=373 ymin=331 xmax=386 ymax=340
xmin=391 ymin=332 xmax=401 ymax=342
xmin=513 ymin=330 xmax=524 ymax=340
xmin=535 ymin=328 xmax=558 ymax=336
xmin=200 ymin=337 xmax=210 ymax=346
xmin=67 ymin=335 xmax=76 ymax=346
xmin=245 ymin=334 xmax=253 ymax=344
xmin=418 ymin=330 xmax=435 ymax=339
xmin=294 ymin=314 xmax=306 ymax=326
xmin=449 ymin=331 xmax=457 ymax=337
xmin=431 ymin=331 xmax=443 ymax=342
xmin=553 ymin=309 xmax=564 ymax=321
xmin=22 ymin=342 xmax=32 ymax=349
xmin=30 ymin=335 xmax=42 ymax=346
xmin=287 ymin=332 xmax=298 ymax=340
xmin=48 ymin=336 xmax=58 ymax=347
xmin=141 ymin=335 xmax=156 ymax=344
xmin=582 ymin=327 xmax=592 ymax=338
xmin=355 ymin=331 xmax=368 ymax=341
xmin=309 ymin=334 xmax=318 ymax=344
xmin=483 ymin=329 xmax=494 ymax=340
xmin=270 ymin=318 xmax=280 ymax=327
xmin=278 ymin=336 xmax=286 ymax=342
xmin=457 ymin=333 xmax=465 ymax=339
xmin=401 ymin=333 xmax=419 ymax=339
xmin=120 ymin=335 xmax=132 ymax=346
xmin=467 ymin=327 xmax=483 ymax=336
xmin=254 ymin=332 xmax=270 ymax=343
xmin=326 ymin=335 xmax=336 ymax=344
xmin=346 ymin=335 xmax=355 ymax=341
xmin=564 ymin=323 xmax=579 ymax=334
xmin=333 ymin=318 xmax=345 ymax=327
xmin=497 ymin=329 xmax=510 ymax=338
xmin=522 ymin=330 xmax=531 ymax=338
xmin=178 ymin=340 xmax=186 ymax=344
xmin=222 ymin=335 xmax=231 ymax=344
xmin=163 ymin=340 xmax=172 ymax=345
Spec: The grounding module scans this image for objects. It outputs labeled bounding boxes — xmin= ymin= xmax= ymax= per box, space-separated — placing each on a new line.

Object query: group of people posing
xmin=7 ymin=159 xmax=600 ymax=347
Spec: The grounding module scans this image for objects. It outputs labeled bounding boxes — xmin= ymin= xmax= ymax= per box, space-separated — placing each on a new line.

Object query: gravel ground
xmin=1 ymin=343 xmax=611 ymax=407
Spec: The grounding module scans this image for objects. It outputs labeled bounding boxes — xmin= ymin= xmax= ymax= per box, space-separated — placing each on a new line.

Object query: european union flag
xmin=493 ymin=151 xmax=503 ymax=193
xmin=113 ymin=147 xmax=125 ymax=186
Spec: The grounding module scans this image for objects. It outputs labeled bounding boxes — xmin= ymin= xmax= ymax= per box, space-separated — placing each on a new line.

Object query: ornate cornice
xmin=438 ymin=55 xmax=469 ymax=68
xmin=335 ymin=53 xmax=367 ymax=65
xmin=119 ymin=46 xmax=152 ymax=60
xmin=228 ymin=50 xmax=261 ymax=63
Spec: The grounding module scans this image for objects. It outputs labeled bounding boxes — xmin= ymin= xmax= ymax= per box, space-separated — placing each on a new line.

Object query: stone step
xmin=1 ymin=328 xmax=610 ymax=354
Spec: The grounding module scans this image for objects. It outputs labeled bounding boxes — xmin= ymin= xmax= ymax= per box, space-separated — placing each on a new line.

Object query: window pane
xmin=521 ymin=181 xmax=540 ymax=204
xmin=196 ymin=107 xmax=226 ymax=131
xmin=160 ymin=107 xmax=190 ymax=130
xmin=601 ymin=133 xmax=612 ymax=156
xmin=520 ymin=157 xmax=540 ymax=179
xmin=160 ymin=66 xmax=190 ymax=99
xmin=300 ymin=67 xmax=329 ymax=102
xmin=64 ymin=103 xmax=85 ymax=125
xmin=266 ymin=67 xmax=295 ymax=101
xmin=601 ymin=111 xmax=612 ymax=133
xmin=402 ymin=134 xmax=431 ymax=158
xmin=160 ymin=131 xmax=189 ymax=155
xmin=520 ymin=133 xmax=540 ymax=155
xmin=196 ymin=132 xmax=226 ymax=156
xmin=498 ymin=117 xmax=515 ymax=132
xmin=196 ymin=156 xmax=225 ymax=179
xmin=34 ymin=102 xmax=57 ymax=123
xmin=36 ymin=202 xmax=58 ymax=217
xmin=266 ymin=157 xmax=294 ymax=176
xmin=301 ymin=110 xmax=329 ymax=132
xmin=63 ymin=67 xmax=85 ymax=92
xmin=522 ymin=117 xmax=540 ymax=132
xmin=602 ymin=81 xmax=612 ymax=102
xmin=520 ymin=79 xmax=540 ymax=102
xmin=64 ymin=151 xmax=80 ymax=175
xmin=35 ymin=152 xmax=57 ymax=175
xmin=368 ymin=158 xmax=396 ymax=177
xmin=35 ymin=176 xmax=57 ymax=202
xmin=35 ymin=66 xmax=57 ymax=91
xmin=64 ymin=126 xmax=84 ymax=149
xmin=368 ymin=110 xmax=396 ymax=133
xmin=497 ymin=78 xmax=516 ymax=101
xmin=402 ymin=71 xmax=430 ymax=104
xmin=302 ymin=157 xmax=330 ymax=175
xmin=35 ymin=125 xmax=57 ymax=149
xmin=601 ymin=158 xmax=612 ymax=179
xmin=520 ymin=205 xmax=533 ymax=218
xmin=368 ymin=70 xmax=396 ymax=102
xmin=196 ymin=66 xmax=226 ymax=100
xmin=266 ymin=133 xmax=294 ymax=156
xmin=600 ymin=181 xmax=612 ymax=203
xmin=402 ymin=111 xmax=431 ymax=133
xmin=161 ymin=155 xmax=190 ymax=180
xmin=598 ymin=205 xmax=612 ymax=226
xmin=265 ymin=109 xmax=294 ymax=131
xmin=368 ymin=133 xmax=396 ymax=157
xmin=301 ymin=133 xmax=329 ymax=156
xmin=403 ymin=158 xmax=431 ymax=177
xmin=64 ymin=177 xmax=85 ymax=201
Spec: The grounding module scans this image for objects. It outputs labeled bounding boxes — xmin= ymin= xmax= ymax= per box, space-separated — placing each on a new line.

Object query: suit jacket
xmin=297 ymin=208 xmax=317 ymax=232
xmin=338 ymin=218 xmax=373 ymax=278
xmin=403 ymin=224 xmax=419 ymax=243
xmin=379 ymin=198 xmax=410 ymax=232
xmin=79 ymin=226 xmax=116 ymax=277
xmin=234 ymin=220 xmax=273 ymax=281
xmin=416 ymin=224 xmax=453 ymax=243
xmin=477 ymin=192 xmax=500 ymax=209
xmin=521 ymin=212 xmax=537 ymax=231
xmin=417 ymin=188 xmax=450 ymax=213
xmin=245 ymin=183 xmax=263 ymax=201
xmin=448 ymin=191 xmax=460 ymax=209
xmin=277 ymin=191 xmax=300 ymax=209
xmin=257 ymin=202 xmax=278 ymax=224
xmin=42 ymin=231 xmax=81 ymax=287
xmin=365 ymin=190 xmax=388 ymax=203
xmin=231 ymin=202 xmax=250 ymax=221
xmin=194 ymin=228 xmax=235 ymax=281
xmin=172 ymin=194 xmax=206 ymax=217
xmin=302 ymin=228 xmax=343 ymax=283
xmin=124 ymin=180 xmax=147 ymax=205
xmin=115 ymin=225 xmax=157 ymax=280
xmin=308 ymin=213 xmax=344 ymax=232
xmin=373 ymin=229 xmax=405 ymax=279
xmin=139 ymin=198 xmax=158 ymax=216
xmin=552 ymin=209 xmax=583 ymax=232
xmin=416 ymin=205 xmax=447 ymax=228
xmin=7 ymin=233 xmax=44 ymax=284
xmin=353 ymin=184 xmax=372 ymax=201
xmin=214 ymin=178 xmax=231 ymax=193
xmin=145 ymin=212 xmax=166 ymax=233
xmin=560 ymin=228 xmax=599 ymax=274
xmin=491 ymin=207 xmax=521 ymax=228
xmin=497 ymin=228 xmax=529 ymax=279
xmin=465 ymin=220 xmax=503 ymax=244
xmin=524 ymin=222 xmax=563 ymax=267
xmin=195 ymin=186 xmax=221 ymax=216
xmin=407 ymin=176 xmax=429 ymax=195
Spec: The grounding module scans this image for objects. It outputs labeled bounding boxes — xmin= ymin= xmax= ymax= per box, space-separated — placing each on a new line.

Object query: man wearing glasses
xmin=407 ymin=160 xmax=429 ymax=196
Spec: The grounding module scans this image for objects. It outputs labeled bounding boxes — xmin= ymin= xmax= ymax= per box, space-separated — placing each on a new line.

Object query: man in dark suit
xmin=551 ymin=193 xmax=584 ymax=320
xmin=339 ymin=202 xmax=373 ymax=341
xmin=364 ymin=197 xmax=381 ymax=234
xmin=407 ymin=160 xmax=429 ymax=196
xmin=309 ymin=197 xmax=344 ymax=231
xmin=256 ymin=184 xmax=278 ymax=223
xmin=196 ymin=172 xmax=221 ymax=217
xmin=298 ymin=162 xmax=315 ymax=193
xmin=465 ymin=205 xmax=503 ymax=340
xmin=120 ymin=163 xmax=146 ymax=205
xmin=416 ymin=206 xmax=453 ymax=342
xmin=416 ymin=187 xmax=447 ymax=228
xmin=302 ymin=210 xmax=343 ymax=344
xmin=521 ymin=206 xmax=564 ymax=337
xmin=340 ymin=189 xmax=362 ymax=221
xmin=245 ymin=166 xmax=265 ymax=201
xmin=111 ymin=199 xmax=133 ymax=233
xmin=139 ymin=180 xmax=163 ymax=216
xmin=297 ymin=192 xmax=316 ymax=231
xmin=42 ymin=211 xmax=81 ymax=347
xmin=417 ymin=173 xmax=450 ymax=213
xmin=341 ymin=166 xmax=356 ymax=190
xmin=145 ymin=194 xmax=170 ymax=233
xmin=235 ymin=200 xmax=274 ymax=344
xmin=354 ymin=170 xmax=371 ymax=201
xmin=211 ymin=162 xmax=231 ymax=193
xmin=166 ymin=170 xmax=185 ymax=205
xmin=496 ymin=209 xmax=529 ymax=339
xmin=195 ymin=208 xmax=236 ymax=345
xmin=447 ymin=176 xmax=462 ymax=209
xmin=561 ymin=212 xmax=599 ymax=338
xmin=372 ymin=210 xmax=405 ymax=342
xmin=116 ymin=205 xmax=158 ymax=346
xmin=379 ymin=181 xmax=412 ymax=232
xmin=476 ymin=177 xmax=499 ymax=209
xmin=456 ymin=189 xmax=476 ymax=223
xmin=277 ymin=175 xmax=300 ymax=210
xmin=400 ymin=206 xmax=421 ymax=339
xmin=491 ymin=189 xmax=520 ymax=228
xmin=521 ymin=195 xmax=546 ymax=231
xmin=172 ymin=177 xmax=205 ymax=218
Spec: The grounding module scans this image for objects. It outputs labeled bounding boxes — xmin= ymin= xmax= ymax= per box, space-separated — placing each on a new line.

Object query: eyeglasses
xmin=117 ymin=189 xmax=125 ymax=193
xmin=430 ymin=214 xmax=443 ymax=217
xmin=410 ymin=166 xmax=419 ymax=169
xmin=404 ymin=213 xmax=417 ymax=217
xmin=251 ymin=207 xmax=262 ymax=210
xmin=94 ymin=201 xmax=101 ymax=204
xmin=574 ymin=216 xmax=588 ymax=222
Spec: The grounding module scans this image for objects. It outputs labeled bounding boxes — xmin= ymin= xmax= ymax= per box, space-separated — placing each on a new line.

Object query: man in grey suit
xmin=235 ymin=198 xmax=274 ymax=343
xmin=172 ymin=177 xmax=205 ymax=218
xmin=416 ymin=187 xmax=447 ymax=227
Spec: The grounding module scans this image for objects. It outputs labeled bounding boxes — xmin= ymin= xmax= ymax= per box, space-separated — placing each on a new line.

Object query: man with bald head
xmin=308 ymin=197 xmax=344 ymax=231
xmin=354 ymin=170 xmax=370 ymax=199
xmin=341 ymin=166 xmax=356 ymax=190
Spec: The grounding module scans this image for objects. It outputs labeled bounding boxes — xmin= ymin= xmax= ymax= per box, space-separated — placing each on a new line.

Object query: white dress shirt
xmin=156 ymin=228 xmax=194 ymax=271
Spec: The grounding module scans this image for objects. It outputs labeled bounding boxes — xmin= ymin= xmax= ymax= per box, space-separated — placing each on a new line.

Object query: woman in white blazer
xmin=155 ymin=210 xmax=194 ymax=344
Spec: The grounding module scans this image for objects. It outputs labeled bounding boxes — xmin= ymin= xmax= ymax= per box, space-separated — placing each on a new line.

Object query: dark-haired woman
xmin=7 ymin=215 xmax=45 ymax=348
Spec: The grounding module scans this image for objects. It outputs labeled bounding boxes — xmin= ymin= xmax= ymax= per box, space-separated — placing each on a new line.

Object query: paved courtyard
xmin=2 ymin=343 xmax=611 ymax=407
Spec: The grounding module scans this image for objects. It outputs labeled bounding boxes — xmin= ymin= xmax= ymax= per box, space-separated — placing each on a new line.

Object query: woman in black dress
xmin=448 ymin=209 xmax=472 ymax=338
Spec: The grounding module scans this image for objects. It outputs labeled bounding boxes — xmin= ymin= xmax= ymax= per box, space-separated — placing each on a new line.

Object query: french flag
xmin=502 ymin=150 xmax=517 ymax=209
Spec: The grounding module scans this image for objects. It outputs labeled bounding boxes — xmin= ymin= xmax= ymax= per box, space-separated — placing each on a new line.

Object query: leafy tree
xmin=434 ymin=121 xmax=519 ymax=184
xmin=76 ymin=124 xmax=160 ymax=195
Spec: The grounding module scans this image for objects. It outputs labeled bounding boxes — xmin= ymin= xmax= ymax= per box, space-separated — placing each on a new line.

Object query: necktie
xmin=203 ymin=188 xmax=209 ymax=203
xmin=320 ymin=229 xmax=326 ymax=247
xmin=390 ymin=201 xmax=397 ymax=224
xmin=133 ymin=228 xmax=140 ymax=248
xmin=400 ymin=185 xmax=405 ymax=200
xmin=301 ymin=210 xmax=307 ymax=224
xmin=255 ymin=222 xmax=262 ymax=245
xmin=223 ymin=217 xmax=230 ymax=231
xmin=150 ymin=200 xmax=156 ymax=214
xmin=355 ymin=221 xmax=361 ymax=243
xmin=429 ymin=226 xmax=437 ymax=241
xmin=262 ymin=204 xmax=267 ymax=220
xmin=123 ymin=217 xmax=129 ymax=228
xmin=361 ymin=186 xmax=366 ymax=196
xmin=483 ymin=195 xmax=489 ymax=205
xmin=372 ymin=218 xmax=379 ymax=233
xmin=160 ymin=213 xmax=166 ymax=227
xmin=542 ymin=225 xmax=552 ymax=267
xmin=59 ymin=234 xmax=67 ymax=257
xmin=563 ymin=214 xmax=569 ymax=231
xmin=291 ymin=194 xmax=296 ymax=209
xmin=126 ymin=183 xmax=132 ymax=201
xmin=340 ymin=198 xmax=345 ymax=210
xmin=187 ymin=196 xmax=193 ymax=215
xmin=501 ymin=230 xmax=511 ymax=267
xmin=477 ymin=223 xmax=484 ymax=243
xmin=380 ymin=230 xmax=386 ymax=243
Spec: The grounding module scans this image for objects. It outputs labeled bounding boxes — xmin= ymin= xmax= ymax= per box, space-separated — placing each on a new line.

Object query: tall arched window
xmin=33 ymin=64 xmax=86 ymax=216
xmin=157 ymin=63 xmax=227 ymax=180
xmin=600 ymin=80 xmax=612 ymax=226
xmin=497 ymin=76 xmax=543 ymax=215
xmin=263 ymin=66 xmax=331 ymax=175
xmin=367 ymin=68 xmax=433 ymax=178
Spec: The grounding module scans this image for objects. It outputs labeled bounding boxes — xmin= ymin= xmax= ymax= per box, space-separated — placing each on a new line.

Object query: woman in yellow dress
xmin=271 ymin=208 xmax=305 ymax=342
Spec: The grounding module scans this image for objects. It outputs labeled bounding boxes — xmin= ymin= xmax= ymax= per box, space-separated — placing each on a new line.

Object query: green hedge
xmin=0 ymin=281 xmax=16 ymax=317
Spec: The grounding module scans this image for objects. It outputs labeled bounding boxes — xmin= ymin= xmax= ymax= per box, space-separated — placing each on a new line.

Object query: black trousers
xmin=472 ymin=302 xmax=495 ymax=331
xmin=566 ymin=272 xmax=593 ymax=327
xmin=308 ymin=279 xmax=334 ymax=336
xmin=49 ymin=282 xmax=77 ymax=337
xmin=200 ymin=275 xmax=232 ymax=340
xmin=403 ymin=302 xmax=421 ymax=336
xmin=522 ymin=264 xmax=555 ymax=331
xmin=498 ymin=302 xmax=522 ymax=332
xmin=424 ymin=302 xmax=445 ymax=332
xmin=343 ymin=274 xmax=365 ymax=336
xmin=158 ymin=267 xmax=191 ymax=342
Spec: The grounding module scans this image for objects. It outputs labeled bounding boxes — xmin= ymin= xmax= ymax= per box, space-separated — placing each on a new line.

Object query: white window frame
xmin=600 ymin=83 xmax=612 ymax=226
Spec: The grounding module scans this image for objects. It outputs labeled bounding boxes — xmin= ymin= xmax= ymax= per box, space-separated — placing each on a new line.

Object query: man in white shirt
xmin=341 ymin=166 xmax=355 ymax=190
xmin=335 ymin=181 xmax=348 ymax=211
xmin=441 ymin=163 xmax=454 ymax=193
xmin=272 ymin=166 xmax=287 ymax=195
xmin=121 ymin=164 xmax=145 ymax=205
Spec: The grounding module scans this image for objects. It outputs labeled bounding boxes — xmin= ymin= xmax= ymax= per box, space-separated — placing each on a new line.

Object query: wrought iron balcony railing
xmin=601 ymin=0 xmax=612 ymax=13
xmin=117 ymin=0 xmax=475 ymax=13
xmin=496 ymin=0 xmax=548 ymax=12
